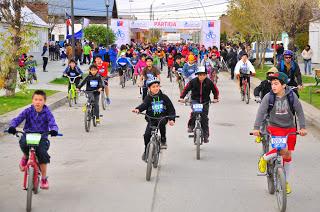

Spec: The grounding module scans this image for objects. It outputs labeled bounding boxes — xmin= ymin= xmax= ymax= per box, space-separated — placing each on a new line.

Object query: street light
xmin=71 ymin=0 xmax=76 ymax=58
xmin=105 ymin=0 xmax=110 ymax=46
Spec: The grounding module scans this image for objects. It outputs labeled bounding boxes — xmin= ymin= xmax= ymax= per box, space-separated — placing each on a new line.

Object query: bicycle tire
xmin=146 ymin=142 xmax=154 ymax=181
xmin=26 ymin=167 xmax=34 ymax=212
xmin=153 ymin=142 xmax=159 ymax=169
xmin=267 ymin=162 xmax=275 ymax=194
xmin=196 ymin=129 xmax=201 ymax=160
xmin=245 ymin=83 xmax=250 ymax=104
xmin=262 ymin=135 xmax=270 ymax=155
xmin=68 ymin=91 xmax=73 ymax=107
xmin=92 ymin=106 xmax=97 ymax=127
xmin=33 ymin=170 xmax=40 ymax=194
xmin=74 ymin=93 xmax=77 ymax=105
xmin=169 ymin=70 xmax=172 ymax=83
xmin=241 ymin=86 xmax=245 ymax=101
xmin=84 ymin=107 xmax=91 ymax=132
xmin=101 ymin=92 xmax=106 ymax=111
xmin=275 ymin=166 xmax=287 ymax=212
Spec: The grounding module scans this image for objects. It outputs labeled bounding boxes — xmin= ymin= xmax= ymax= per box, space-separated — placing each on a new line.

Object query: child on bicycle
xmin=77 ymin=65 xmax=104 ymax=123
xmin=132 ymin=77 xmax=176 ymax=161
xmin=179 ymin=67 xmax=219 ymax=143
xmin=7 ymin=90 xmax=59 ymax=190
xmin=25 ymin=55 xmax=38 ymax=83
xmin=94 ymin=55 xmax=111 ymax=105
xmin=254 ymin=67 xmax=278 ymax=101
xmin=252 ymin=72 xmax=307 ymax=194
xmin=63 ymin=59 xmax=83 ymax=92
xmin=234 ymin=53 xmax=255 ymax=89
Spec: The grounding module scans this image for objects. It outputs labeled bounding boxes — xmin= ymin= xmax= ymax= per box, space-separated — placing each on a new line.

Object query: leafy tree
xmin=83 ymin=25 xmax=115 ymax=46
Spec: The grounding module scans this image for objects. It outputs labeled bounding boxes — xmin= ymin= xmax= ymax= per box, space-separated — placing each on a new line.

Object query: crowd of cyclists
xmin=7 ymin=40 xmax=308 ymax=203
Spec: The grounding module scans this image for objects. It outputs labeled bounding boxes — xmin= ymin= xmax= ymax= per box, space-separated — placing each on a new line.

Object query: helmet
xmin=266 ymin=67 xmax=278 ymax=75
xmin=268 ymin=72 xmax=289 ymax=84
xmin=283 ymin=50 xmax=293 ymax=57
xmin=146 ymin=77 xmax=160 ymax=87
xmin=195 ymin=66 xmax=207 ymax=75
xmin=188 ymin=55 xmax=195 ymax=62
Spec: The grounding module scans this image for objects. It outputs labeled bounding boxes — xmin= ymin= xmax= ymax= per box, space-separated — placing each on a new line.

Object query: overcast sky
xmin=116 ymin=0 xmax=229 ymax=20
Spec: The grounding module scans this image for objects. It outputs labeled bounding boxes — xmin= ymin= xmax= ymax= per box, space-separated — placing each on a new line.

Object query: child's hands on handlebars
xmin=132 ymin=109 xmax=140 ymax=113
xmin=168 ymin=120 xmax=175 ymax=126
xmin=298 ymin=128 xmax=307 ymax=136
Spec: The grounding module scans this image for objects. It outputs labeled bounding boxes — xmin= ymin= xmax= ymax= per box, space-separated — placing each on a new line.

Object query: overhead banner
xmin=129 ymin=20 xmax=202 ymax=29
xmin=201 ymin=20 xmax=220 ymax=48
xmin=111 ymin=19 xmax=131 ymax=46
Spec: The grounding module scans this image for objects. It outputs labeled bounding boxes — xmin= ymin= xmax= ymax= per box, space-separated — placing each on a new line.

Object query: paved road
xmin=0 ymin=71 xmax=319 ymax=212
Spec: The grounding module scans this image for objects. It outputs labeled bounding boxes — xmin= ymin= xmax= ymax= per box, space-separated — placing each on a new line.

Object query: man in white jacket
xmin=235 ymin=52 xmax=256 ymax=90
xmin=301 ymin=45 xmax=313 ymax=75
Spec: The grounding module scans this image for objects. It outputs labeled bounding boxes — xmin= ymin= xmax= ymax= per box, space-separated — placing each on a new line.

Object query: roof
xmin=49 ymin=0 xmax=117 ymax=17
xmin=22 ymin=6 xmax=48 ymax=27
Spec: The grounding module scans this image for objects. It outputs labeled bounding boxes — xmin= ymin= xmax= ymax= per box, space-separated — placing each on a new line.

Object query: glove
xmin=8 ymin=127 xmax=17 ymax=135
xmin=49 ymin=130 xmax=58 ymax=137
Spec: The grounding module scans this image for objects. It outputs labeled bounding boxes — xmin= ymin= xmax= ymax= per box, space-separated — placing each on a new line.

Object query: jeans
xmin=88 ymin=93 xmax=100 ymax=118
xmin=83 ymin=54 xmax=90 ymax=64
xmin=43 ymin=57 xmax=48 ymax=71
xmin=304 ymin=59 xmax=312 ymax=75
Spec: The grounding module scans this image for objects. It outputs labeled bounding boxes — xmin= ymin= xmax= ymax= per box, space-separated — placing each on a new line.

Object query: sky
xmin=116 ymin=0 xmax=229 ymax=20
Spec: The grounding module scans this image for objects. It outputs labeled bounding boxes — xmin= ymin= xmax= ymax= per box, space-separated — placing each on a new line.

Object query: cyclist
xmin=94 ymin=55 xmax=111 ymax=105
xmin=252 ymin=72 xmax=307 ymax=194
xmin=277 ymin=50 xmax=303 ymax=96
xmin=167 ymin=53 xmax=175 ymax=78
xmin=63 ymin=59 xmax=83 ymax=92
xmin=134 ymin=53 xmax=147 ymax=77
xmin=200 ymin=54 xmax=214 ymax=80
xmin=130 ymin=52 xmax=139 ymax=78
xmin=234 ymin=52 xmax=256 ymax=90
xmin=182 ymin=55 xmax=198 ymax=85
xmin=132 ymin=77 xmax=176 ymax=160
xmin=140 ymin=57 xmax=161 ymax=100
xmin=7 ymin=90 xmax=59 ymax=189
xmin=254 ymin=67 xmax=278 ymax=101
xmin=117 ymin=52 xmax=133 ymax=75
xmin=179 ymin=67 xmax=219 ymax=143
xmin=77 ymin=65 xmax=104 ymax=123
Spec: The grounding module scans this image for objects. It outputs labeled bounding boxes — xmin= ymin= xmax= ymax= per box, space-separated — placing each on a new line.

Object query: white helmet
xmin=195 ymin=66 xmax=207 ymax=75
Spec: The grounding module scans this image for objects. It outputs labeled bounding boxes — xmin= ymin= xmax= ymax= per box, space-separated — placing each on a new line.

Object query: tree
xmin=0 ymin=0 xmax=38 ymax=96
xmin=83 ymin=25 xmax=116 ymax=47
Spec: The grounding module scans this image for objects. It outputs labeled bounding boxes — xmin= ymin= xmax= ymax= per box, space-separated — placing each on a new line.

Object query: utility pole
xmin=71 ymin=0 xmax=75 ymax=58
xmin=106 ymin=0 xmax=110 ymax=46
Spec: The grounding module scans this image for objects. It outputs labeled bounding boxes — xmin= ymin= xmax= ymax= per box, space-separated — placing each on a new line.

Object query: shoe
xmin=286 ymin=182 xmax=292 ymax=194
xmin=187 ymin=128 xmax=193 ymax=133
xmin=96 ymin=118 xmax=100 ymax=124
xmin=258 ymin=157 xmax=267 ymax=173
xmin=203 ymin=137 xmax=209 ymax=143
xmin=160 ymin=142 xmax=167 ymax=149
xmin=106 ymin=97 xmax=111 ymax=105
xmin=141 ymin=152 xmax=146 ymax=161
xmin=19 ymin=156 xmax=28 ymax=172
xmin=255 ymin=136 xmax=262 ymax=143
xmin=40 ymin=177 xmax=49 ymax=190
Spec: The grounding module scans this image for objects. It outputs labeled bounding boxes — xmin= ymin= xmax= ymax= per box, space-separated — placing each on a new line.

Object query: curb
xmin=0 ymin=92 xmax=67 ymax=136
xmin=221 ymin=72 xmax=320 ymax=131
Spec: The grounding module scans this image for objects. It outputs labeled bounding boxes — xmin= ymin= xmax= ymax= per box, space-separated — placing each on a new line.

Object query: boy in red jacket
xmin=167 ymin=54 xmax=174 ymax=78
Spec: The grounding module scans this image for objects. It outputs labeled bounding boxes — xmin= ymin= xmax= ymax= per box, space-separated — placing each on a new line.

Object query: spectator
xmin=41 ymin=43 xmax=49 ymax=72
xmin=82 ymin=43 xmax=92 ymax=65
xmin=301 ymin=45 xmax=313 ymax=75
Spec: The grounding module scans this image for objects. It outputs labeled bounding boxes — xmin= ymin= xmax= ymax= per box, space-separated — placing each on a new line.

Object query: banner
xmin=201 ymin=20 xmax=220 ymax=48
xmin=129 ymin=20 xmax=202 ymax=29
xmin=111 ymin=19 xmax=130 ymax=47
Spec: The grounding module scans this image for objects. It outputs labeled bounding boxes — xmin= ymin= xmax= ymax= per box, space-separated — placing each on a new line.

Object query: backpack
xmin=267 ymin=90 xmax=297 ymax=128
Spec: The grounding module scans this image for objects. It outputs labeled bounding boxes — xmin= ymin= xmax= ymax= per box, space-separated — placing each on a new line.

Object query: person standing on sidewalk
xmin=41 ymin=43 xmax=49 ymax=72
xmin=301 ymin=45 xmax=313 ymax=75
xmin=82 ymin=43 xmax=91 ymax=65
xmin=75 ymin=42 xmax=83 ymax=66
xmin=226 ymin=46 xmax=238 ymax=80
xmin=65 ymin=44 xmax=73 ymax=64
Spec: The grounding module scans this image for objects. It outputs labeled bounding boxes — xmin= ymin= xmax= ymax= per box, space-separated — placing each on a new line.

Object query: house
xmin=0 ymin=6 xmax=49 ymax=63
xmin=309 ymin=8 xmax=320 ymax=64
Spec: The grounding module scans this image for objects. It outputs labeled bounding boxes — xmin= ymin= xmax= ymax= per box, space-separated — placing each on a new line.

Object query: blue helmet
xmin=283 ymin=50 xmax=294 ymax=57
xmin=146 ymin=77 xmax=160 ymax=87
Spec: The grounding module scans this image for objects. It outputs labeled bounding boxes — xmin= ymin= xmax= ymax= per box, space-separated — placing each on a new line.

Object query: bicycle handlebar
xmin=4 ymin=130 xmax=63 ymax=137
xmin=249 ymin=132 xmax=299 ymax=136
xmin=137 ymin=112 xmax=179 ymax=130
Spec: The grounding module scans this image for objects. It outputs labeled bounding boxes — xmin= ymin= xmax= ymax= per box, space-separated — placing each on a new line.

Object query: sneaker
xmin=160 ymin=142 xmax=167 ymax=149
xmin=203 ymin=137 xmax=209 ymax=143
xmin=286 ymin=182 xmax=292 ymax=194
xmin=106 ymin=97 xmax=111 ymax=105
xmin=96 ymin=118 xmax=100 ymax=124
xmin=141 ymin=152 xmax=146 ymax=161
xmin=258 ymin=157 xmax=267 ymax=173
xmin=40 ymin=177 xmax=49 ymax=190
xmin=19 ymin=156 xmax=28 ymax=172
xmin=187 ymin=128 xmax=193 ymax=133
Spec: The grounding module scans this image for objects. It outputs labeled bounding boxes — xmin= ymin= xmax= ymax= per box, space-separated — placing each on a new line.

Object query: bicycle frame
xmin=23 ymin=147 xmax=39 ymax=190
xmin=67 ymin=76 xmax=81 ymax=99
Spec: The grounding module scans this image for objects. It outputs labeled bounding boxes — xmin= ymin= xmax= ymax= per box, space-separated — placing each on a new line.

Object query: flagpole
xmin=71 ymin=0 xmax=76 ymax=58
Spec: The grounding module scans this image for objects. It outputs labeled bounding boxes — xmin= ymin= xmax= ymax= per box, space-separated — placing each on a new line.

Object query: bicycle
xmin=254 ymin=98 xmax=270 ymax=155
xmin=250 ymin=131 xmax=299 ymax=212
xmin=240 ymin=73 xmax=251 ymax=104
xmin=66 ymin=75 xmax=81 ymax=107
xmin=132 ymin=65 xmax=137 ymax=85
xmin=4 ymin=130 xmax=62 ymax=212
xmin=168 ymin=66 xmax=173 ymax=83
xmin=118 ymin=65 xmax=128 ymax=88
xmin=137 ymin=112 xmax=179 ymax=181
xmin=80 ymin=90 xmax=101 ymax=132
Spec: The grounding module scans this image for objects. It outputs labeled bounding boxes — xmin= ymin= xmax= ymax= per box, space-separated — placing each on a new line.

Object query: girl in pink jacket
xmin=134 ymin=54 xmax=147 ymax=76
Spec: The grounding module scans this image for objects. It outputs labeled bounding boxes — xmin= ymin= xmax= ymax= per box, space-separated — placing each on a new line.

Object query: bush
xmin=295 ymin=32 xmax=309 ymax=52
xmin=83 ymin=25 xmax=116 ymax=46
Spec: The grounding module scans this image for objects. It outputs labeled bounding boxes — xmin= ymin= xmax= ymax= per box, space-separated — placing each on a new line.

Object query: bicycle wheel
xmin=169 ymin=70 xmax=172 ymax=83
xmin=153 ymin=142 xmax=160 ymax=169
xmin=84 ymin=107 xmax=91 ymax=132
xmin=26 ymin=167 xmax=34 ymax=212
xmin=241 ymin=86 xmax=245 ymax=101
xmin=146 ymin=142 xmax=154 ymax=181
xmin=92 ymin=106 xmax=97 ymax=127
xmin=267 ymin=162 xmax=275 ymax=194
xmin=262 ymin=135 xmax=270 ymax=155
xmin=101 ymin=92 xmax=106 ymax=110
xmin=74 ymin=92 xmax=77 ymax=105
xmin=245 ymin=83 xmax=250 ymax=104
xmin=68 ymin=91 xmax=73 ymax=107
xmin=195 ymin=129 xmax=201 ymax=160
xmin=33 ymin=170 xmax=40 ymax=194
xmin=275 ymin=166 xmax=287 ymax=212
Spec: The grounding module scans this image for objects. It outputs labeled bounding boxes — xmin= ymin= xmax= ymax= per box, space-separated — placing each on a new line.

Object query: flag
xmin=66 ymin=12 xmax=71 ymax=35
xmin=83 ymin=18 xmax=90 ymax=28
xmin=208 ymin=21 xmax=214 ymax=28
xmin=117 ymin=20 xmax=124 ymax=26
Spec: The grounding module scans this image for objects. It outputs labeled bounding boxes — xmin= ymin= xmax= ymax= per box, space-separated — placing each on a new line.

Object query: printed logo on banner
xmin=117 ymin=21 xmax=124 ymax=26
xmin=115 ymin=29 xmax=125 ymax=38
xmin=205 ymin=30 xmax=216 ymax=40
xmin=208 ymin=21 xmax=214 ymax=28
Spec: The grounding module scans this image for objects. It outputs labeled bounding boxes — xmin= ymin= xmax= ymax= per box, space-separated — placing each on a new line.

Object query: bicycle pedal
xmin=100 ymin=115 xmax=103 ymax=117
xmin=188 ymin=135 xmax=194 ymax=138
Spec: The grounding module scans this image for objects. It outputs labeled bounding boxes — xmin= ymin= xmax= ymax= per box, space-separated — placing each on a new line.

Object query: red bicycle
xmin=240 ymin=73 xmax=251 ymax=104
xmin=5 ymin=130 xmax=62 ymax=212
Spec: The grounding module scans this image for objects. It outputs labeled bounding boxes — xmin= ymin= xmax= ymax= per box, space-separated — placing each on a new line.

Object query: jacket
xmin=180 ymin=77 xmax=219 ymax=102
xmin=136 ymin=90 xmax=176 ymax=122
xmin=254 ymin=80 xmax=271 ymax=98
xmin=10 ymin=105 xmax=59 ymax=135
xmin=277 ymin=60 xmax=302 ymax=86
xmin=63 ymin=66 xmax=83 ymax=77
xmin=77 ymin=73 xmax=104 ymax=92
